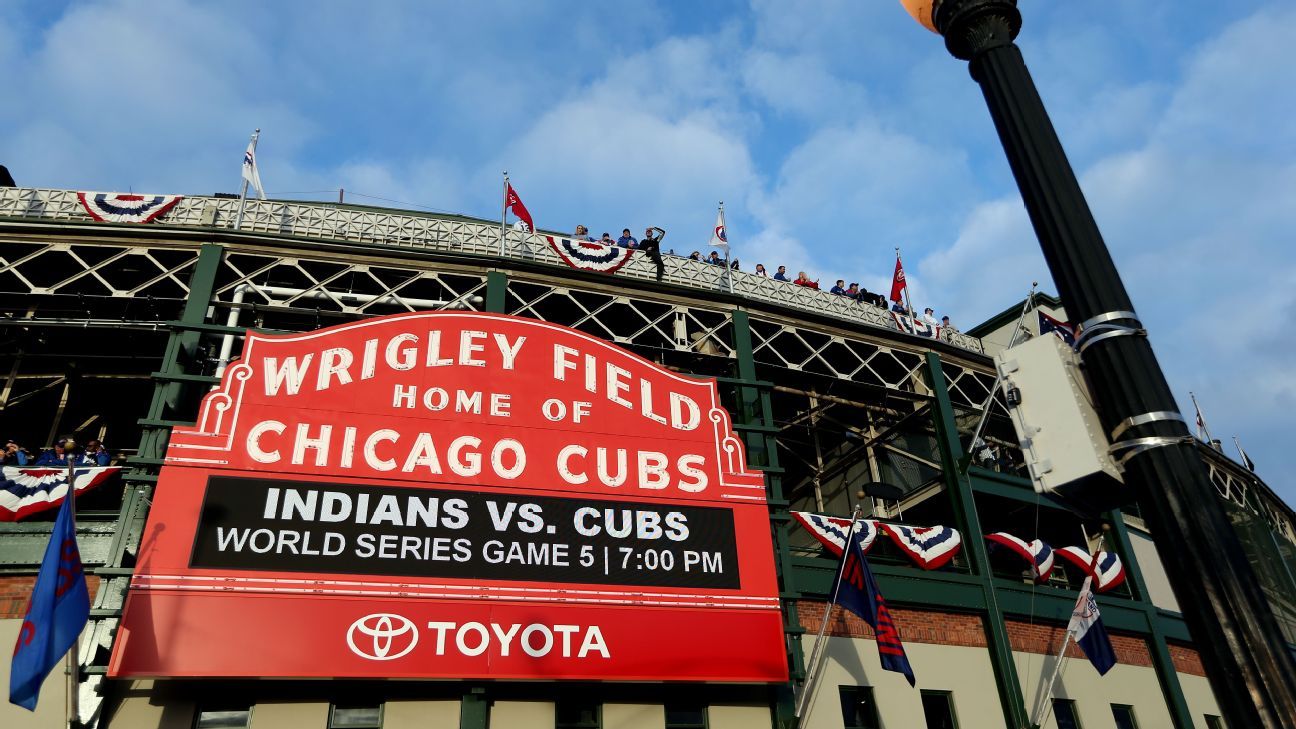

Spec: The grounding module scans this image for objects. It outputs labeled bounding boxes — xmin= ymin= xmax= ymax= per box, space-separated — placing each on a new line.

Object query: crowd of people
xmin=2 ymin=437 xmax=113 ymax=467
xmin=572 ymin=223 xmax=960 ymax=333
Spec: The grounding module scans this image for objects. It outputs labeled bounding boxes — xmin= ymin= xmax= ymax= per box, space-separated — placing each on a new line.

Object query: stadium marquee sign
xmin=108 ymin=311 xmax=787 ymax=682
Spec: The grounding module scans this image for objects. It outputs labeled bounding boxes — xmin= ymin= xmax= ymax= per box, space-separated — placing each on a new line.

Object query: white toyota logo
xmin=347 ymin=613 xmax=418 ymax=661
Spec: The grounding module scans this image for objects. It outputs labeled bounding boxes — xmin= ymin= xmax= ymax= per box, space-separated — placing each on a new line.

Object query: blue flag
xmin=1038 ymin=310 xmax=1076 ymax=346
xmin=1069 ymin=585 xmax=1117 ymax=675
xmin=830 ymin=528 xmax=916 ymax=686
xmin=9 ymin=492 xmax=89 ymax=711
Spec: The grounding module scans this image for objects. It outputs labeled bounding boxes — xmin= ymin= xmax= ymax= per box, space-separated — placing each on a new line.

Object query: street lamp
xmin=899 ymin=1 xmax=1296 ymax=728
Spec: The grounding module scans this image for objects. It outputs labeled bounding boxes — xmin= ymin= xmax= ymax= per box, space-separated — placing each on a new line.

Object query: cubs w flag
xmin=1068 ymin=579 xmax=1117 ymax=676
xmin=710 ymin=207 xmax=728 ymax=249
xmin=830 ymin=528 xmax=916 ymax=686
xmin=9 ymin=493 xmax=89 ymax=710
xmin=242 ymin=132 xmax=265 ymax=200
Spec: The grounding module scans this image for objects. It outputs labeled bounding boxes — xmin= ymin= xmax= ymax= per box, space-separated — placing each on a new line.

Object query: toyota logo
xmin=347 ymin=613 xmax=418 ymax=661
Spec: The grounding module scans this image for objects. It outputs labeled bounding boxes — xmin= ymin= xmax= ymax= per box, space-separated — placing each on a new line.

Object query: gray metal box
xmin=994 ymin=334 xmax=1123 ymax=509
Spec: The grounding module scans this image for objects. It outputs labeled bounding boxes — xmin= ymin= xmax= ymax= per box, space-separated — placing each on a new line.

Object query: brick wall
xmin=798 ymin=600 xmax=988 ymax=648
xmin=1004 ymin=619 xmax=1153 ymax=667
xmin=1166 ymin=641 xmax=1207 ymax=677
xmin=0 ymin=574 xmax=101 ymax=618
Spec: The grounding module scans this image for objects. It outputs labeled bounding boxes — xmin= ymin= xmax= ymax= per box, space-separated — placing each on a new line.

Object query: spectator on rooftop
xmin=4 ymin=438 xmax=30 ymax=466
xmin=81 ymin=439 xmax=111 ymax=467
xmin=754 ymin=264 xmax=768 ymax=277
xmin=688 ymin=251 xmax=702 ymax=261
xmin=862 ymin=288 xmax=887 ymax=308
xmin=706 ymin=251 xmax=723 ymax=265
xmin=845 ymin=283 xmax=860 ymax=298
xmin=616 ymin=228 xmax=637 ymax=248
xmin=793 ymin=272 xmax=819 ymax=289
xmin=640 ymin=226 xmax=666 ymax=282
xmin=891 ymin=300 xmax=909 ymax=316
xmin=599 ymin=232 xmax=615 ymax=246
xmin=830 ymin=279 xmax=846 ymax=295
xmin=773 ymin=266 xmax=790 ymax=282
xmin=573 ymin=225 xmax=595 ymax=242
xmin=942 ymin=316 xmax=959 ymax=333
xmin=35 ymin=438 xmax=76 ymax=467
xmin=730 ymin=258 xmax=740 ymax=270
xmin=922 ymin=307 xmax=940 ymax=328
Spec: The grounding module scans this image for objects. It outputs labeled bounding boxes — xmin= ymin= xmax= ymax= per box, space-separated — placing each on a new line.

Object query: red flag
xmin=505 ymin=183 xmax=535 ymax=233
xmin=890 ymin=256 xmax=906 ymax=302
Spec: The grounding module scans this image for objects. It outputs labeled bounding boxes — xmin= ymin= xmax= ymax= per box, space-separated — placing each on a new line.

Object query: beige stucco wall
xmin=1126 ymin=526 xmax=1183 ymax=613
xmin=102 ymin=679 xmax=194 ymax=729
xmin=707 ymin=703 xmax=772 ymax=729
xmin=1016 ymin=651 xmax=1181 ymax=729
xmin=490 ymin=700 xmax=555 ymax=729
xmin=385 ymin=699 xmax=461 ymax=729
xmin=798 ymin=634 xmax=1006 ymax=729
xmin=249 ymin=701 xmax=329 ymax=728
xmin=602 ymin=703 xmax=665 ymax=729
xmin=1179 ymin=673 xmax=1227 ymax=728
xmin=1 ymin=618 xmax=80 ymax=729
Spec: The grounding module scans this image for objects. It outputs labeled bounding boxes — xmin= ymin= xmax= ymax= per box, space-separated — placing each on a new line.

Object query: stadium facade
xmin=0 ymin=186 xmax=1292 ymax=729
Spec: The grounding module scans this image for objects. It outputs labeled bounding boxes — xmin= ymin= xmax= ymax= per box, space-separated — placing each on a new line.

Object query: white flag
xmin=242 ymin=134 xmax=265 ymax=200
xmin=710 ymin=207 xmax=728 ymax=249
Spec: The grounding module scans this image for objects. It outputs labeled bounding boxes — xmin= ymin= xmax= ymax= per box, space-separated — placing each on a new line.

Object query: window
xmin=329 ymin=704 xmax=383 ymax=728
xmin=1111 ymin=704 xmax=1139 ymax=729
xmin=1204 ymin=715 xmax=1224 ymax=729
xmin=920 ymin=691 xmax=958 ymax=729
xmin=555 ymin=701 xmax=601 ymax=729
xmin=665 ymin=703 xmax=708 ymax=729
xmin=839 ymin=686 xmax=880 ymax=729
xmin=194 ymin=706 xmax=252 ymax=729
xmin=1052 ymin=700 xmax=1082 ymax=729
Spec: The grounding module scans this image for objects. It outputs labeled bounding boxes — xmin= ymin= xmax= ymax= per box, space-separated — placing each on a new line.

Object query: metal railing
xmin=0 ymin=187 xmax=984 ymax=353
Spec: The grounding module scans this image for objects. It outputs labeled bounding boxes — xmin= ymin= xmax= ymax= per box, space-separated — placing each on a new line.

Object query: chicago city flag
xmin=831 ymin=527 xmax=916 ymax=685
xmin=1068 ymin=575 xmax=1117 ymax=675
xmin=9 ymin=493 xmax=89 ymax=710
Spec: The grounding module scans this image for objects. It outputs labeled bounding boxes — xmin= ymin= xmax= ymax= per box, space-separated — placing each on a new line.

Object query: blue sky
xmin=1 ymin=1 xmax=1293 ymax=502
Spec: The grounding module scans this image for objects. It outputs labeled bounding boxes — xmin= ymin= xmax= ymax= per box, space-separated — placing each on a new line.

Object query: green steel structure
xmin=0 ymin=188 xmax=1292 ymax=729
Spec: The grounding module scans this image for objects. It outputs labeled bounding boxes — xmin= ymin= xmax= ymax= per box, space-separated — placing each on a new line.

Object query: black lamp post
xmin=901 ymin=1 xmax=1296 ymax=727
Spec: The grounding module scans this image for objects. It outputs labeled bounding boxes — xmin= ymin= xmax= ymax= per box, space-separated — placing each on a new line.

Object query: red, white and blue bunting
xmin=790 ymin=511 xmax=878 ymax=556
xmin=1056 ymin=546 xmax=1127 ymax=593
xmin=791 ymin=511 xmax=961 ymax=570
xmin=545 ymin=236 xmax=636 ymax=273
xmin=77 ymin=192 xmax=183 ymax=224
xmin=0 ymin=466 xmax=122 ymax=521
xmin=879 ymin=523 xmax=963 ymax=570
xmin=985 ymin=532 xmax=1055 ymax=583
xmin=891 ymin=312 xmax=941 ymax=340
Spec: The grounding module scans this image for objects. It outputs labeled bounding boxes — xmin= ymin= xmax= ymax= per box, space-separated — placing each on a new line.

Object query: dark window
xmin=1052 ymin=700 xmax=1082 ymax=729
xmin=839 ymin=686 xmax=880 ymax=729
xmin=194 ymin=706 xmax=252 ymax=729
xmin=555 ymin=701 xmax=601 ymax=729
xmin=1111 ymin=704 xmax=1139 ymax=729
xmin=329 ymin=704 xmax=383 ymax=728
xmin=920 ymin=691 xmax=958 ymax=729
xmin=1204 ymin=715 xmax=1223 ymax=729
xmin=665 ymin=703 xmax=708 ymax=729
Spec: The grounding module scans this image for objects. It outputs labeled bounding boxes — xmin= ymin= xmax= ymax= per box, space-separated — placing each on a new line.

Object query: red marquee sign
xmin=109 ymin=312 xmax=787 ymax=682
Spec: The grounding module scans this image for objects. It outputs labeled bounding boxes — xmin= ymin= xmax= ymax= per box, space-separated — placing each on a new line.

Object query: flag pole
xmin=233 ymin=129 xmax=260 ymax=231
xmin=1189 ymin=391 xmax=1213 ymax=445
xmin=963 ymin=282 xmax=1038 ymax=472
xmin=64 ymin=458 xmax=79 ymax=729
xmin=1031 ymin=526 xmax=1107 ymax=728
xmin=795 ymin=501 xmax=865 ymax=720
xmin=895 ymin=247 xmax=914 ymax=316
xmin=720 ymin=202 xmax=733 ymax=294
xmin=499 ymin=172 xmax=509 ymax=258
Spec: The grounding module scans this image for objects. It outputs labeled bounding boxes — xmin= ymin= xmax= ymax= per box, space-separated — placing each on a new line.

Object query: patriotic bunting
xmin=545 ymin=236 xmax=636 ymax=273
xmin=985 ymin=532 xmax=1055 ymax=582
xmin=77 ymin=192 xmax=183 ymax=223
xmin=790 ymin=511 xmax=878 ymax=556
xmin=880 ymin=523 xmax=963 ymax=570
xmin=1 ymin=466 xmax=122 ymax=521
xmin=891 ymin=312 xmax=941 ymax=340
xmin=1057 ymin=546 xmax=1127 ymax=593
